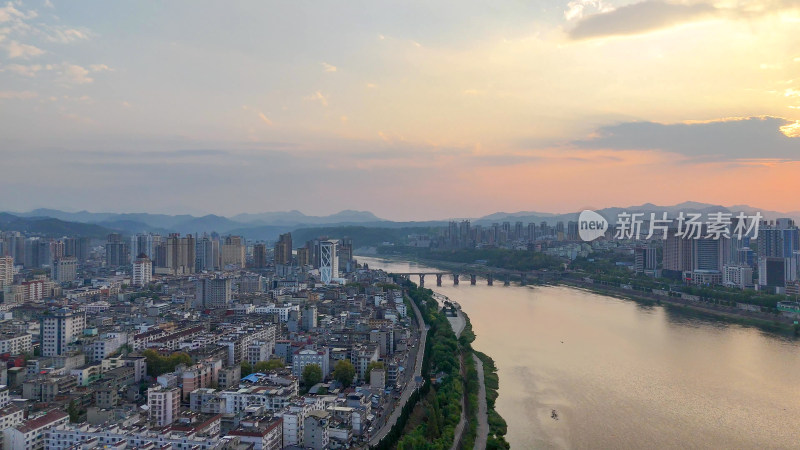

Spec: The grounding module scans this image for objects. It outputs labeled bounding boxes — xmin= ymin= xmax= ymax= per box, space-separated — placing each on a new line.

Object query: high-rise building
xmin=692 ymin=237 xmax=727 ymax=272
xmin=131 ymin=233 xmax=157 ymax=263
xmin=339 ymin=237 xmax=354 ymax=273
xmin=319 ymin=240 xmax=338 ymax=285
xmin=132 ymin=254 xmax=152 ymax=287
xmin=0 ymin=256 xmax=13 ymax=289
xmin=527 ymin=223 xmax=536 ymax=242
xmin=758 ymin=257 xmax=787 ymax=292
xmin=301 ymin=305 xmax=318 ymax=331
xmin=663 ymin=230 xmax=693 ymax=275
xmin=514 ymin=221 xmax=524 ymax=241
xmin=62 ymin=237 xmax=77 ymax=259
xmin=51 ymin=257 xmax=78 ymax=283
xmin=759 ymin=219 xmax=799 ymax=259
xmin=105 ymin=233 xmax=129 ymax=268
xmin=252 ymin=243 xmax=267 ymax=269
xmin=74 ymin=237 xmax=91 ymax=263
xmin=24 ymin=238 xmax=50 ymax=269
xmin=567 ymin=221 xmax=579 ymax=241
xmin=40 ymin=310 xmax=86 ymax=356
xmin=195 ymin=277 xmax=231 ymax=309
xmin=634 ymin=246 xmax=657 ymax=273
xmin=221 ymin=236 xmax=246 ymax=268
xmin=165 ymin=234 xmax=195 ymax=275
xmin=1 ymin=231 xmax=22 ymax=260
xmin=195 ymin=235 xmax=217 ymax=272
xmin=296 ymin=247 xmax=310 ymax=266
xmin=757 ymin=219 xmax=799 ymax=289
xmin=147 ymin=386 xmax=180 ymax=426
xmin=274 ymin=233 xmax=292 ymax=265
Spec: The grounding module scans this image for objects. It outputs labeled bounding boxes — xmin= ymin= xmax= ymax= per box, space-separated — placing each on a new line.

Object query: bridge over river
xmin=391 ymin=269 xmax=561 ymax=287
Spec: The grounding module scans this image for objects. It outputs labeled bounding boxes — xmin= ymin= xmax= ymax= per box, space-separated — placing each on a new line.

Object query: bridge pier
xmin=453 ymin=274 xmax=459 ymax=285
xmin=436 ymin=274 xmax=443 ymax=287
xmin=487 ymin=274 xmax=493 ymax=286
xmin=419 ymin=274 xmax=425 ymax=287
xmin=470 ymin=274 xmax=476 ymax=285
xmin=504 ymin=274 xmax=510 ymax=286
xmin=520 ymin=274 xmax=526 ymax=286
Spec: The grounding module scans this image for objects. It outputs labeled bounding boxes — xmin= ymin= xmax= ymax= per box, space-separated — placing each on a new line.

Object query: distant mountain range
xmin=471 ymin=201 xmax=800 ymax=225
xmin=0 ymin=212 xmax=113 ymax=238
xmin=2 ymin=202 xmax=798 ymax=240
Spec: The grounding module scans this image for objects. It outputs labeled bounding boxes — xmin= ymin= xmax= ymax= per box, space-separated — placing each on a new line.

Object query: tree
xmin=241 ymin=361 xmax=253 ymax=377
xmin=142 ymin=350 xmax=193 ymax=377
xmin=365 ymin=361 xmax=385 ymax=381
xmin=254 ymin=359 xmax=284 ymax=372
xmin=333 ymin=360 xmax=356 ymax=387
xmin=302 ymin=364 xmax=323 ymax=388
xmin=67 ymin=400 xmax=81 ymax=423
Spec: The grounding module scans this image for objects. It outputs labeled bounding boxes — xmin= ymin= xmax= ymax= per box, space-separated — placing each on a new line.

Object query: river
xmin=358 ymin=256 xmax=800 ymax=449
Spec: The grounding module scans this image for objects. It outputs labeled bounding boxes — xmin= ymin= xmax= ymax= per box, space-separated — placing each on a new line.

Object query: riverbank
xmin=560 ymin=278 xmax=799 ymax=335
xmin=360 ymin=254 xmax=799 ymax=336
xmin=458 ymin=310 xmax=509 ymax=449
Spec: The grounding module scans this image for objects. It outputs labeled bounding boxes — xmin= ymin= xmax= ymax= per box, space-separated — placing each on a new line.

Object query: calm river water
xmin=358 ymin=256 xmax=800 ymax=449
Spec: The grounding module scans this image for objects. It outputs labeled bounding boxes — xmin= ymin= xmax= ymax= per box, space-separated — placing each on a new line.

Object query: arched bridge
xmin=392 ymin=270 xmax=559 ymax=287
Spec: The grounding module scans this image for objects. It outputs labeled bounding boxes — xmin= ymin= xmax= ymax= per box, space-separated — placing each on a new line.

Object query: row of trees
xmin=395 ymin=284 xmax=464 ymax=449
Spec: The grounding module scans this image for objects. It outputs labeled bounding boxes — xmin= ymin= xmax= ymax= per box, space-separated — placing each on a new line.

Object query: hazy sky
xmin=2 ymin=0 xmax=799 ymax=220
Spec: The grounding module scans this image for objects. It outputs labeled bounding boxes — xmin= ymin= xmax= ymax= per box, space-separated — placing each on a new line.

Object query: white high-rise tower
xmin=320 ymin=240 xmax=339 ymax=285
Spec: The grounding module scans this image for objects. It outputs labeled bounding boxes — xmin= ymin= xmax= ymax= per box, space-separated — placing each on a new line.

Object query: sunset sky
xmin=2 ymin=0 xmax=799 ymax=220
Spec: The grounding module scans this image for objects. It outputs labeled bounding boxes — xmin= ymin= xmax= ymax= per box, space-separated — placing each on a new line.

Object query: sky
xmin=1 ymin=0 xmax=799 ymax=221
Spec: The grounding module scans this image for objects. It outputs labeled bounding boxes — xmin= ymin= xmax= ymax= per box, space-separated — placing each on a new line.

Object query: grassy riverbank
xmin=560 ymin=279 xmax=799 ymax=336
xmin=460 ymin=313 xmax=510 ymax=449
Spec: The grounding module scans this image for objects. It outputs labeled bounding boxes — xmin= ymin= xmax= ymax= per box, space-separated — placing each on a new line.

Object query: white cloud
xmin=61 ymin=63 xmax=93 ymax=84
xmin=44 ymin=26 xmax=91 ymax=44
xmin=304 ymin=91 xmax=328 ymax=107
xmin=0 ymin=4 xmax=35 ymax=23
xmin=567 ymin=0 xmax=717 ymax=40
xmin=89 ymin=63 xmax=112 ymax=72
xmin=321 ymin=62 xmax=337 ymax=72
xmin=5 ymin=63 xmax=42 ymax=77
xmin=121 ymin=101 xmax=131 ymax=108
xmin=61 ymin=111 xmax=94 ymax=124
xmin=462 ymin=89 xmax=485 ymax=96
xmin=258 ymin=112 xmax=273 ymax=125
xmin=5 ymin=40 xmax=44 ymax=58
xmin=565 ymin=0 xmax=611 ymax=21
xmin=0 ymin=90 xmax=38 ymax=99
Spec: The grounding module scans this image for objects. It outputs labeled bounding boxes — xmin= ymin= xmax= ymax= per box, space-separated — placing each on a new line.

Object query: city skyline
xmin=2 ymin=1 xmax=800 ymax=219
